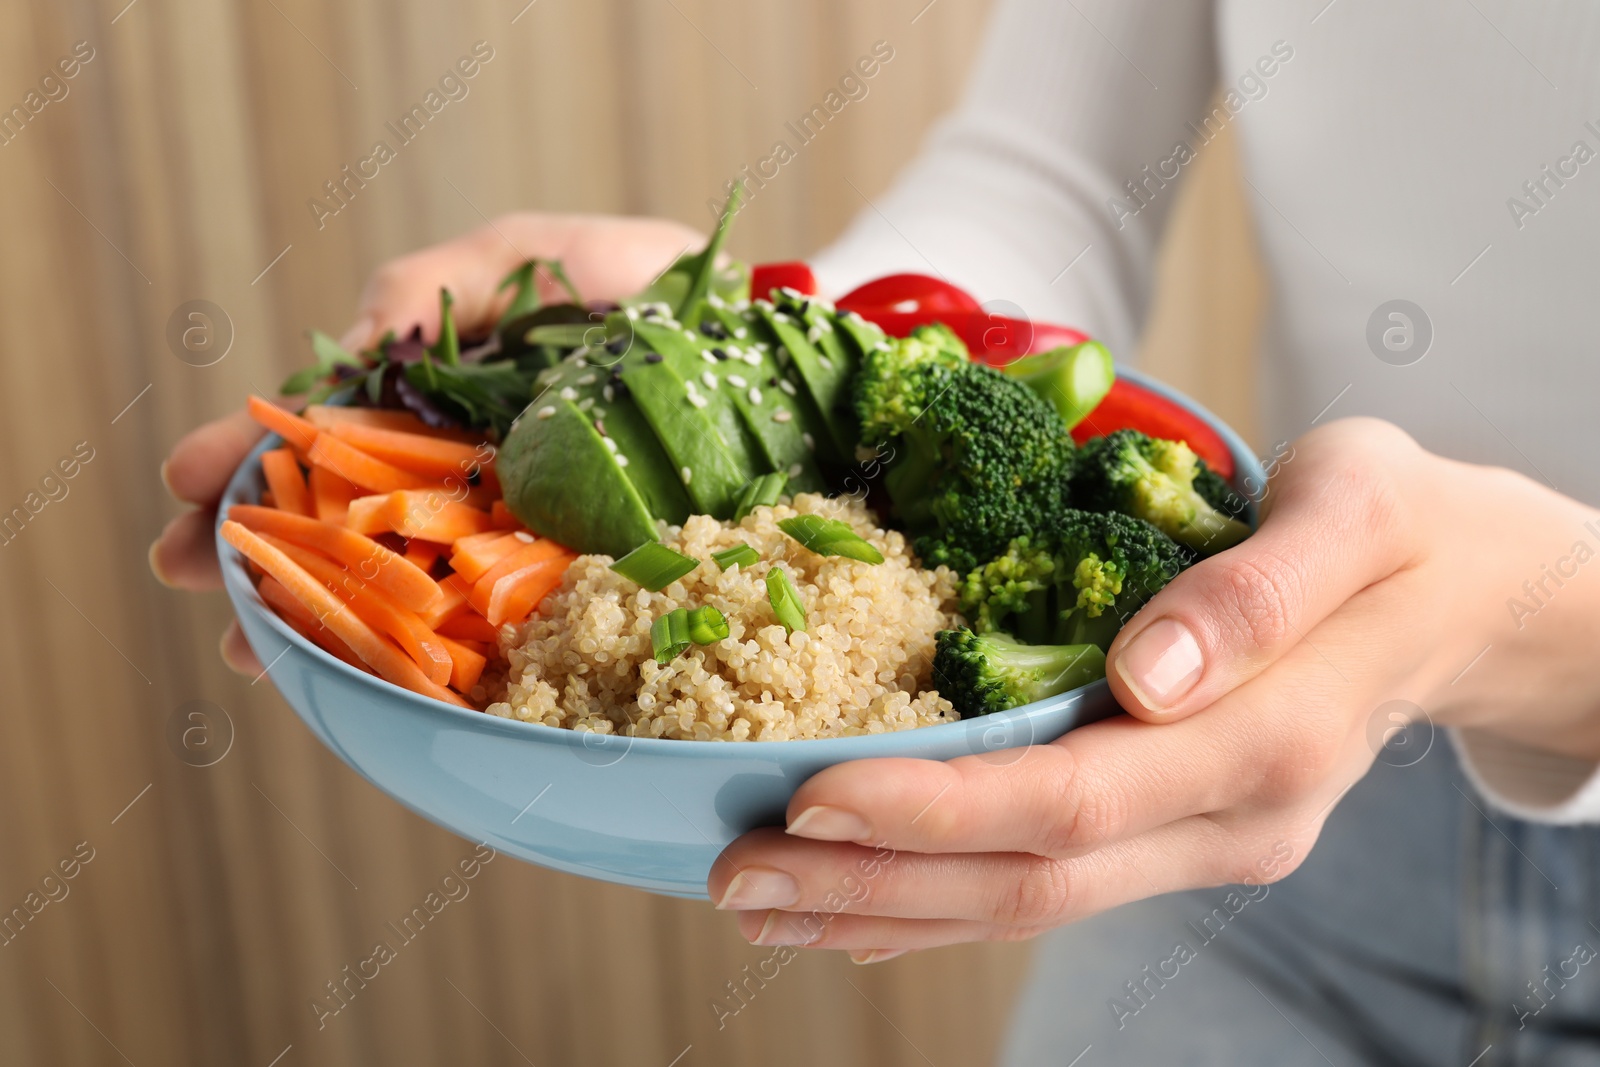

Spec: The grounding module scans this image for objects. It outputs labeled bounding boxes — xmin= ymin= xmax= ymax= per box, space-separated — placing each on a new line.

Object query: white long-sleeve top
xmin=813 ymin=0 xmax=1600 ymax=822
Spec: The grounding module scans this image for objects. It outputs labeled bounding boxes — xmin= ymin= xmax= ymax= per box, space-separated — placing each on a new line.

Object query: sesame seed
xmin=701 ymin=349 xmax=718 ymax=364
xmin=514 ymin=531 xmax=536 ymax=543
xmin=536 ymin=406 xmax=556 ymax=419
xmin=802 ymin=432 xmax=815 ymax=449
xmin=690 ymin=395 xmax=709 ymax=409
xmin=774 ymin=312 xmax=791 ymax=324
xmin=680 ymin=466 xmax=693 ymax=484
xmin=625 ymin=307 xmax=639 ymax=320
xmin=734 ymin=328 xmax=748 ymax=339
xmin=778 ymin=379 xmax=797 ymax=396
xmin=806 ymin=324 xmax=824 ymax=343
xmin=603 ymin=385 xmax=615 ymax=402
xmin=603 ymin=437 xmax=619 ymax=453
xmin=743 ymin=351 xmax=761 ymax=366
xmin=788 ymin=463 xmax=803 ymax=478
xmin=727 ymin=374 xmax=747 ymax=388
xmin=773 ymin=409 xmax=792 ymax=423
xmin=748 ymin=387 xmax=762 ymax=404
xmin=578 ymin=396 xmax=595 ymax=411
xmin=708 ymin=294 xmax=725 ymax=309
xmin=684 ymin=329 xmax=697 ymax=342
xmin=780 ymin=286 xmax=801 ymax=299
xmin=701 ymin=371 xmax=719 ymax=389
xmin=711 ymin=347 xmax=728 ymax=361
xmin=559 ymin=386 xmax=578 ymax=401
xmin=644 ymin=352 xmax=663 ymax=364
xmin=616 ymin=454 xmax=630 ymax=467
xmin=818 ymin=355 xmax=833 ymax=371
xmin=577 ymin=373 xmax=597 ymax=385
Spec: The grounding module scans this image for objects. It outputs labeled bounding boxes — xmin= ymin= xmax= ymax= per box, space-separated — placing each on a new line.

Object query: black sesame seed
xmin=798 ymin=300 xmax=810 ymax=317
xmin=606 ymin=337 xmax=627 ymax=355
xmin=641 ymin=306 xmax=659 ymax=318
xmin=768 ymin=376 xmax=778 ymax=387
xmin=710 ymin=347 xmax=728 ymax=361
xmin=613 ymin=381 xmax=631 ymax=399
xmin=699 ymin=320 xmax=727 ymax=339
xmin=644 ymin=352 xmax=663 ymax=364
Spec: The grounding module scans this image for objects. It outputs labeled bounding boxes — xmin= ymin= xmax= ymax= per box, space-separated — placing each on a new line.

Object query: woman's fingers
xmin=1106 ymin=417 xmax=1424 ymax=723
xmin=783 ymin=711 xmax=1252 ymax=858
xmin=150 ymin=510 xmax=222 ymax=591
xmin=220 ymin=620 xmax=262 ymax=675
xmin=345 ymin=213 xmax=702 ymax=347
xmin=162 ymin=409 xmax=264 ymax=507
xmin=736 ymin=909 xmax=1026 ymax=954
xmin=714 ymin=819 xmax=1253 ymax=927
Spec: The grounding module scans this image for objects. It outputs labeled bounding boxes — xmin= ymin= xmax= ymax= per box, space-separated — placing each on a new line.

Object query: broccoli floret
xmin=1071 ymin=429 xmax=1251 ymax=555
xmin=854 ymin=327 xmax=1077 ymax=574
xmin=933 ymin=628 xmax=1107 ymax=718
xmin=1193 ymin=459 xmax=1248 ymax=519
xmin=960 ymin=510 xmax=1190 ymax=649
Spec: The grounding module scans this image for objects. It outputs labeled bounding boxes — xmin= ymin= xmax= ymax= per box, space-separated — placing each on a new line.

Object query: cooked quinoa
xmin=485 ymin=493 xmax=962 ymax=740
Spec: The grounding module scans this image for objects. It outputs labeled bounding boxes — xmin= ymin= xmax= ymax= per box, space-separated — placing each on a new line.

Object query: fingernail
xmin=338 ymin=316 xmax=374 ymax=352
xmin=715 ymin=867 xmax=800 ymax=911
xmin=148 ymin=538 xmax=177 ymax=588
xmin=787 ymin=805 xmax=871 ymax=842
xmin=159 ymin=459 xmax=176 ymax=498
xmin=752 ymin=911 xmax=823 ymax=947
xmin=1115 ymin=617 xmax=1203 ymax=711
xmin=849 ymin=949 xmax=908 ymax=965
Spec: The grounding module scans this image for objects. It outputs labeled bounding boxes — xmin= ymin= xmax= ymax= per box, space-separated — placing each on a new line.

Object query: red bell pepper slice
xmin=750 ymin=261 xmax=816 ymax=300
xmin=837 ymin=273 xmax=981 ymax=317
xmin=840 ymin=307 xmax=1088 ymax=366
xmin=1071 ymin=378 xmax=1235 ymax=479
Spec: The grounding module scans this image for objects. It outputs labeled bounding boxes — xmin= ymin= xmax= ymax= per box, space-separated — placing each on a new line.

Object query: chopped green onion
xmin=686 ymin=605 xmax=729 ymax=645
xmin=766 ymin=567 xmax=806 ymax=633
xmin=611 ymin=542 xmax=699 ymax=590
xmin=651 ymin=609 xmax=692 ymax=664
xmin=776 ymin=515 xmax=885 ymax=564
xmin=711 ymin=543 xmax=760 ymax=571
xmin=733 ymin=472 xmax=788 ymax=522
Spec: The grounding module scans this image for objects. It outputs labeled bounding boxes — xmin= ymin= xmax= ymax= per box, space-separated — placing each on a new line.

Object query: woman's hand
xmin=150 ymin=213 xmax=702 ymax=672
xmin=710 ymin=417 xmax=1600 ymax=961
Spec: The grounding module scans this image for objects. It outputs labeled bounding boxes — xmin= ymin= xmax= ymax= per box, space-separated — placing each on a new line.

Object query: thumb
xmin=1105 ymin=419 xmax=1421 ymax=723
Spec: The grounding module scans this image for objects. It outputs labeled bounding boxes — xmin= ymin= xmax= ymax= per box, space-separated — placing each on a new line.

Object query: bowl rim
xmin=219 ymin=364 xmax=1264 ymax=760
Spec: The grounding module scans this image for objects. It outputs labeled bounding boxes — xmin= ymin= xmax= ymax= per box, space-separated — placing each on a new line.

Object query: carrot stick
xmin=420 ymin=576 xmax=471 ymax=630
xmin=307 ymin=432 xmax=434 ymax=494
xmin=486 ymin=554 xmax=574 ymax=626
xmin=309 ymin=466 xmax=362 ymax=524
xmin=221 ymin=521 xmax=468 ymax=706
xmin=260 ymin=448 xmax=313 ymax=516
xmin=438 ymin=636 xmax=488 ymax=692
xmin=260 ymin=491 xmax=276 ymax=509
xmin=489 ymin=500 xmax=523 ymax=530
xmin=227 ymin=503 xmax=442 ymax=612
xmin=383 ymin=491 xmax=495 ymax=543
xmin=325 ymin=422 xmax=495 ymax=480
xmin=468 ymin=538 xmax=569 ymax=617
xmin=449 ymin=532 xmax=526 ymax=584
xmin=403 ymin=540 xmax=444 ymax=574
xmin=344 ymin=495 xmax=391 ymax=536
xmin=263 ymin=534 xmax=452 ymax=685
xmin=247 ymin=395 xmax=319 ymax=451
xmin=452 ymin=529 xmax=511 ymax=553
xmin=303 ymin=404 xmax=481 ymax=443
xmin=436 ymin=612 xmax=499 ymax=643
xmin=258 ymin=575 xmax=367 ymax=670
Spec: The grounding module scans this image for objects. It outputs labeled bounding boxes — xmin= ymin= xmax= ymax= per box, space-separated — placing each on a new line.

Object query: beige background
xmin=0 ymin=1 xmax=1260 ymax=1064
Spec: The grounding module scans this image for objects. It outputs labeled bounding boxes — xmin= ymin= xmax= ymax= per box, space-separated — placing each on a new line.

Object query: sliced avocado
xmin=498 ymin=398 xmax=658 ymax=557
xmin=620 ymin=357 xmax=750 ymax=516
xmin=830 ymin=306 xmax=893 ymax=367
xmin=630 ymin=317 xmax=767 ymax=482
xmin=714 ymin=304 xmax=843 ymax=465
xmin=670 ymin=305 xmax=827 ymax=493
xmin=748 ymin=300 xmax=856 ymax=459
xmin=532 ymin=351 xmax=692 ymax=525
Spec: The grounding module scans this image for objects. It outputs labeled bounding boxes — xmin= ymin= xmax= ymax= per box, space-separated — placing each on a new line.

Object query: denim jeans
xmin=1001 ymin=738 xmax=1600 ymax=1066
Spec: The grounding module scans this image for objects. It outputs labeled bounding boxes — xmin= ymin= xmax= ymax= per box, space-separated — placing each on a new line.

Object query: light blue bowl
xmin=219 ymin=368 xmax=1263 ymax=898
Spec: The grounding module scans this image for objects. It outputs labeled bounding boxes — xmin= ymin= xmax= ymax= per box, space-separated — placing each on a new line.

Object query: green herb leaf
xmin=711 ymin=543 xmax=760 ymax=571
xmin=496 ymin=263 xmax=542 ymax=327
xmin=279 ymin=366 xmax=323 ymax=396
xmin=611 ymin=542 xmax=699 ymax=591
xmin=675 ymin=180 xmax=744 ymax=328
xmin=543 ymin=260 xmax=582 ymax=304
xmin=732 ymin=472 xmax=788 ymax=523
xmin=430 ymin=289 xmax=461 ymax=367
xmin=686 ymin=605 xmax=729 ymax=645
xmin=776 ymin=515 xmax=885 ymax=564
xmin=766 ymin=566 xmax=806 ymax=633
xmin=310 ymin=330 xmax=364 ymax=371
xmin=523 ymin=323 xmax=596 ymax=348
xmin=651 ymin=609 xmax=692 ymax=664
